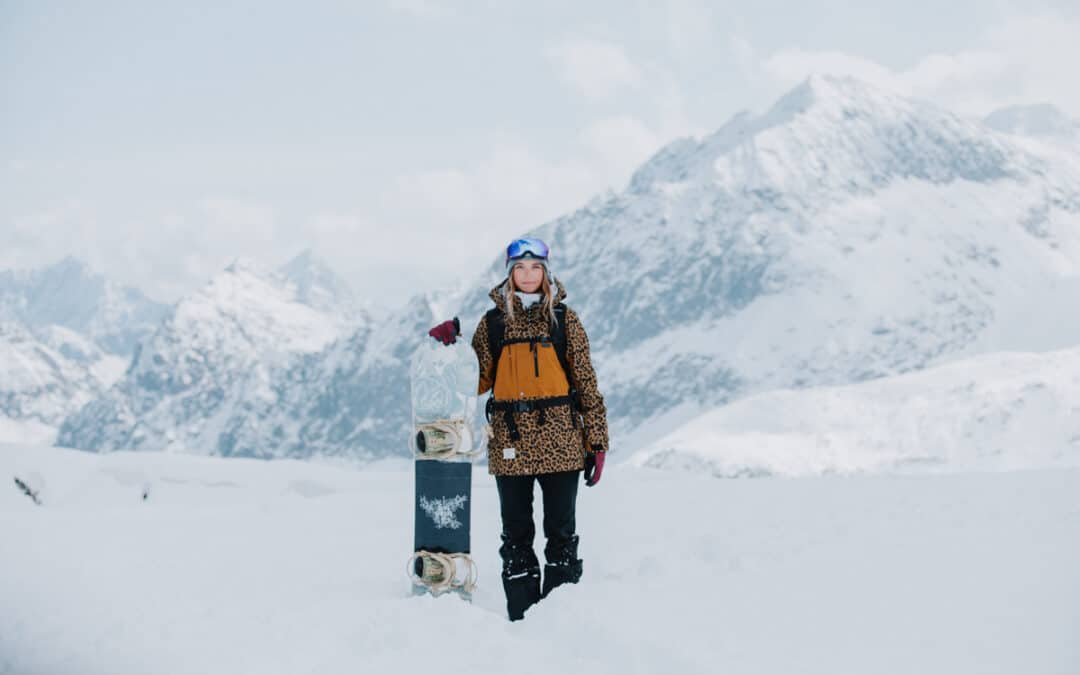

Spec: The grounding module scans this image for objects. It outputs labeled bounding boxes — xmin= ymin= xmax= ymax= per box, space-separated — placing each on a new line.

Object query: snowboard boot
xmin=499 ymin=539 xmax=541 ymax=621
xmin=541 ymin=534 xmax=583 ymax=598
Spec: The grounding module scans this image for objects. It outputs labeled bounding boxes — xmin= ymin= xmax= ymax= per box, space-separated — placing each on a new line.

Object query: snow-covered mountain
xmin=213 ymin=284 xmax=504 ymax=461
xmin=0 ymin=258 xmax=157 ymax=444
xmin=209 ymin=76 xmax=1080 ymax=462
xmin=447 ymin=75 xmax=1080 ymax=449
xmin=0 ymin=256 xmax=169 ymax=355
xmin=276 ymin=248 xmax=376 ymax=325
xmin=630 ymin=345 xmax=1080 ymax=477
xmin=984 ymin=103 xmax=1080 ymax=142
xmin=28 ymin=322 xmax=127 ymax=381
xmin=0 ymin=321 xmax=119 ymax=444
xmin=54 ymin=75 xmax=1080 ymax=461
xmin=193 ymin=292 xmax=438 ymax=460
xmin=56 ymin=257 xmax=358 ymax=454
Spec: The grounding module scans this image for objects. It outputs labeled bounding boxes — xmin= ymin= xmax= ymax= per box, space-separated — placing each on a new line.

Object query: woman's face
xmin=512 ymin=260 xmax=545 ymax=293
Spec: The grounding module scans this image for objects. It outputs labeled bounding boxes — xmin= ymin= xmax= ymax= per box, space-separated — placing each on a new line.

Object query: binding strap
xmin=407 ymin=550 xmax=478 ymax=595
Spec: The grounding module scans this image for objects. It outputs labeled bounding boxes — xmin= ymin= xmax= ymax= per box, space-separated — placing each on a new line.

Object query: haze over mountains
xmin=5 ymin=75 xmax=1079 ymax=473
xmin=984 ymin=103 xmax=1080 ymax=142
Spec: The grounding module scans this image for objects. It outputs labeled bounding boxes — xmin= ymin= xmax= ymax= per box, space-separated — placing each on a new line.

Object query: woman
xmin=428 ymin=237 xmax=608 ymax=621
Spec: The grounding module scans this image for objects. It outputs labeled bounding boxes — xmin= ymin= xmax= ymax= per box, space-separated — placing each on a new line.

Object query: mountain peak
xmin=0 ymin=256 xmax=167 ymax=356
xmin=46 ymin=255 xmax=95 ymax=278
xmin=277 ymin=248 xmax=365 ymax=319
xmin=278 ymin=248 xmax=336 ymax=280
xmin=629 ymin=74 xmax=1019 ymax=197
xmin=798 ymin=73 xmax=889 ymax=100
xmin=752 ymin=74 xmax=922 ymax=135
xmin=766 ymin=73 xmax=842 ymax=117
xmin=223 ymin=256 xmax=268 ymax=277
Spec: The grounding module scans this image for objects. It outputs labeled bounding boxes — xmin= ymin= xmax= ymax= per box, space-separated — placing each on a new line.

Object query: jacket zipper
xmin=531 ymin=341 xmax=539 ymax=377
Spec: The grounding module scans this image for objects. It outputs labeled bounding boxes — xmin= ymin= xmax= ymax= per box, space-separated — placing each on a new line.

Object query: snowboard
xmin=407 ymin=334 xmax=480 ymax=599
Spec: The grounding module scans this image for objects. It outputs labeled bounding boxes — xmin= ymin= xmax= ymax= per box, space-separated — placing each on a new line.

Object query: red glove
xmin=584 ymin=449 xmax=605 ymax=487
xmin=428 ymin=317 xmax=460 ymax=345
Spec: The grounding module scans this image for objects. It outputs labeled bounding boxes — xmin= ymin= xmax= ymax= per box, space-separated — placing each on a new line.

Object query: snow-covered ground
xmin=2 ymin=443 xmax=1078 ymax=674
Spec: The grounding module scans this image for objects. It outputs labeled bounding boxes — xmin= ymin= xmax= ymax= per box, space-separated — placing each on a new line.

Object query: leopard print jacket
xmin=471 ymin=277 xmax=609 ymax=476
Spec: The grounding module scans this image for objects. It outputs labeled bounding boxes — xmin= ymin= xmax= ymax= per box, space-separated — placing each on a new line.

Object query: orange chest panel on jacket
xmin=492 ymin=341 xmax=571 ymax=400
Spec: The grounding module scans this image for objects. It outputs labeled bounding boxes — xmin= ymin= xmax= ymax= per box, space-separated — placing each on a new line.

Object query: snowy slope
xmin=632 ymin=345 xmax=1080 ymax=477
xmin=56 ymin=258 xmax=353 ymax=455
xmin=2 ymin=443 xmax=1078 ymax=675
xmin=29 ymin=323 xmax=129 ymax=385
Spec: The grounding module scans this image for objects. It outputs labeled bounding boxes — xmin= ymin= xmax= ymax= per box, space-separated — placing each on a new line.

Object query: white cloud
xmin=393 ymin=134 xmax=595 ymax=240
xmin=141 ymin=199 xmax=284 ymax=300
xmin=0 ymin=118 xmax=690 ymax=311
xmin=728 ymin=33 xmax=756 ymax=80
xmin=383 ymin=108 xmax=699 ymax=293
xmin=404 ymin=168 xmax=476 ymax=221
xmin=387 ymin=0 xmax=455 ymax=20
xmin=753 ymin=12 xmax=1080 ymax=117
xmin=305 ymin=211 xmax=368 ymax=238
xmin=2 ymin=202 xmax=95 ymax=266
xmin=546 ymin=38 xmax=643 ymax=100
xmin=581 ymin=116 xmax=659 ymax=157
xmin=385 ymin=122 xmax=685 ymax=289
xmin=761 ymin=49 xmax=898 ymax=91
xmin=197 ymin=198 xmax=276 ymax=238
xmin=3 ymin=196 xmax=293 ymax=303
xmin=579 ymin=115 xmax=663 ymax=181
xmin=660 ymin=0 xmax=719 ymax=63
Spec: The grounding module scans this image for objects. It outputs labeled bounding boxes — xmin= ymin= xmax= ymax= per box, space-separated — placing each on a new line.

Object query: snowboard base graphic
xmin=408 ymin=339 xmax=480 ymax=599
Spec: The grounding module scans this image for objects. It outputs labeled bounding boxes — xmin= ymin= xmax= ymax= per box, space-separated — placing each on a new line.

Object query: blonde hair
xmin=503 ymin=269 xmax=558 ymax=333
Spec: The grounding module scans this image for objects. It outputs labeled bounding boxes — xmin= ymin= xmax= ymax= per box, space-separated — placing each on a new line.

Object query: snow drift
xmin=632 ymin=345 xmax=1080 ymax=477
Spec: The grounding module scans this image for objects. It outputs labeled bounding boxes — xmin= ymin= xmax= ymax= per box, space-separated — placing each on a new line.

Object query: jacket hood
xmin=488 ymin=276 xmax=568 ymax=313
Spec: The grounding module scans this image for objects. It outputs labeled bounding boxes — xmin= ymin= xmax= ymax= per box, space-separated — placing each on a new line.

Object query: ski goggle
xmin=505 ymin=237 xmax=549 ymax=263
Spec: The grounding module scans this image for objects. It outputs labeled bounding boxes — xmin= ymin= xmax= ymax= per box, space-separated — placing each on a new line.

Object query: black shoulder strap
xmin=485 ymin=307 xmax=505 ymax=386
xmin=552 ymin=304 xmax=572 ymax=385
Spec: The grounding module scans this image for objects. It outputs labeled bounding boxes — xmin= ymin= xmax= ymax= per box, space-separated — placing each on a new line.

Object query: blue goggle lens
xmin=506 ymin=238 xmax=549 ymax=262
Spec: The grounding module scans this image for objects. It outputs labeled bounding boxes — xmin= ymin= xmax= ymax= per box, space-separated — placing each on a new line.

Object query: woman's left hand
xmin=428 ymin=317 xmax=460 ymax=345
xmin=584 ymin=449 xmax=605 ymax=487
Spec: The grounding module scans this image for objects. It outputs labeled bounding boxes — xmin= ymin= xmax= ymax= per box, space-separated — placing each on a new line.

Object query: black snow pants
xmin=495 ymin=469 xmax=583 ymax=621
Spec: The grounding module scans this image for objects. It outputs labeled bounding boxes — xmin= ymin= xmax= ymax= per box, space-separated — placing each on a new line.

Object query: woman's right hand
xmin=428 ymin=317 xmax=460 ymax=345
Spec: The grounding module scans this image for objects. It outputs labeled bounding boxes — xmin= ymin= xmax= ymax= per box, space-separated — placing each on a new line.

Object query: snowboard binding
xmin=407 ymin=550 xmax=478 ymax=598
xmin=412 ymin=418 xmax=477 ymax=460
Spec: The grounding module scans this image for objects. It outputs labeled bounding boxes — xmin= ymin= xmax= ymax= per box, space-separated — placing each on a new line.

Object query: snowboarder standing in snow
xmin=428 ymin=237 xmax=608 ymax=621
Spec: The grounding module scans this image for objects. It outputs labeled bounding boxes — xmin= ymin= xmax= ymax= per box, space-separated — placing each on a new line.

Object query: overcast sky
xmin=3 ymin=0 xmax=1079 ymax=308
